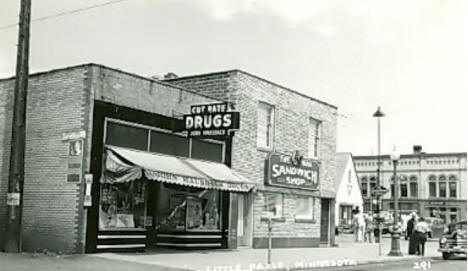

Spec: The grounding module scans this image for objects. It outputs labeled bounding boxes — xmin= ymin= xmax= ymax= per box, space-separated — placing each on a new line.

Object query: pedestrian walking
xmin=352 ymin=207 xmax=365 ymax=242
xmin=408 ymin=213 xmax=418 ymax=254
xmin=414 ymin=217 xmax=429 ymax=256
xmin=364 ymin=214 xmax=374 ymax=243
xmin=406 ymin=213 xmax=417 ymax=240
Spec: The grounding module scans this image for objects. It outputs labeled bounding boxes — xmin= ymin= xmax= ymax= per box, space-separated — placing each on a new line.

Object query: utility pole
xmin=4 ymin=0 xmax=32 ymax=253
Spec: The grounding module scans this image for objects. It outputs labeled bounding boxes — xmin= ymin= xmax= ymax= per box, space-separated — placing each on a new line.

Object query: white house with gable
xmin=335 ymin=153 xmax=363 ymax=232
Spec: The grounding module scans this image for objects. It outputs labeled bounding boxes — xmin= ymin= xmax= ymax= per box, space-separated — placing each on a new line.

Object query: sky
xmin=1 ymin=0 xmax=467 ymax=156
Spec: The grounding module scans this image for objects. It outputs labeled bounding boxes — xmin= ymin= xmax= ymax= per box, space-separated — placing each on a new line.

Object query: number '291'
xmin=413 ymin=261 xmax=431 ymax=270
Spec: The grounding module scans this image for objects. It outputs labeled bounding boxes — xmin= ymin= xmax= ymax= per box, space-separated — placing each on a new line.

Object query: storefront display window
xmin=156 ymin=184 xmax=221 ymax=232
xmin=295 ymin=197 xmax=313 ymax=220
xmin=99 ymin=180 xmax=147 ymax=230
xmin=262 ymin=193 xmax=283 ymax=218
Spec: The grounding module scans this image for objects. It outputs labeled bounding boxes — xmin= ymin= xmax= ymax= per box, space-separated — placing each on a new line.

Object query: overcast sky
xmin=1 ymin=0 xmax=467 ymax=156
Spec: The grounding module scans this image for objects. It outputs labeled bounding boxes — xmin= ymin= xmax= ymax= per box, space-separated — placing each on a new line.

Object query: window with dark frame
xmin=429 ymin=182 xmax=437 ymax=197
xmin=400 ymin=183 xmax=408 ymax=197
xmin=410 ymin=182 xmax=418 ymax=198
xmin=439 ymin=182 xmax=447 ymax=198
xmin=449 ymin=182 xmax=457 ymax=198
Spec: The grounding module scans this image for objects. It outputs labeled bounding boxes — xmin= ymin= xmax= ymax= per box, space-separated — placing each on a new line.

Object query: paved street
xmin=2 ymin=234 xmax=463 ymax=271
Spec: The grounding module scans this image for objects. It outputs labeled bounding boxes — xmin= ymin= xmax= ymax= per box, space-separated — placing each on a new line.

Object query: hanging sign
xmin=265 ymin=153 xmax=319 ymax=190
xmin=183 ymin=102 xmax=240 ymax=137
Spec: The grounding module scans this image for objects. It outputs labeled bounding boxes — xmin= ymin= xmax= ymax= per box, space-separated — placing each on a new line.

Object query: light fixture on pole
xmin=388 ymin=147 xmax=403 ymax=256
xmin=372 ymin=106 xmax=385 ymax=251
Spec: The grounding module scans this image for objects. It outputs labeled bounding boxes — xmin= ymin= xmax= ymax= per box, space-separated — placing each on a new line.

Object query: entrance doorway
xmin=237 ymin=193 xmax=252 ymax=247
xmin=320 ymin=199 xmax=330 ymax=244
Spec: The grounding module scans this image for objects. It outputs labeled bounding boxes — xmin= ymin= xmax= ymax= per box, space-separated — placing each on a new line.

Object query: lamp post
xmin=372 ymin=106 xmax=385 ymax=251
xmin=388 ymin=148 xmax=403 ymax=256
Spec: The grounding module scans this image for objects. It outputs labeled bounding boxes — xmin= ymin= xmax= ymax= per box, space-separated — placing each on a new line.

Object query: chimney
xmin=164 ymin=72 xmax=178 ymax=80
xmin=413 ymin=145 xmax=422 ymax=154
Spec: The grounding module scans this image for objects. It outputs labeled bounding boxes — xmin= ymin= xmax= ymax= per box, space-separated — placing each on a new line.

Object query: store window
xmin=106 ymin=121 xmax=149 ymax=151
xmin=150 ymin=130 xmax=189 ymax=157
xmin=257 ymin=102 xmax=274 ymax=149
xmin=99 ymin=179 xmax=147 ymax=230
xmin=308 ymin=118 xmax=321 ymax=159
xmin=449 ymin=182 xmax=457 ymax=198
xmin=262 ymin=193 xmax=283 ymax=219
xmin=439 ymin=182 xmax=447 ymax=198
xmin=295 ymin=197 xmax=313 ymax=220
xmin=156 ymin=184 xmax=221 ymax=232
xmin=191 ymin=139 xmax=224 ymax=163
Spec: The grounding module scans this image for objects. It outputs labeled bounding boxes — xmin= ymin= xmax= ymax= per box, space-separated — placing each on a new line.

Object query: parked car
xmin=438 ymin=220 xmax=467 ymax=260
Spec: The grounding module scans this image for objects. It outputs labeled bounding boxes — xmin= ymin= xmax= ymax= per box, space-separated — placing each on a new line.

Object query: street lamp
xmin=388 ymin=148 xmax=403 ymax=256
xmin=372 ymin=106 xmax=385 ymax=250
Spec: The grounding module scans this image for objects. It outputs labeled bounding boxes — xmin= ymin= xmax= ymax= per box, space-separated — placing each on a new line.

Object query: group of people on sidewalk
xmin=406 ymin=213 xmax=429 ymax=256
xmin=351 ymin=208 xmax=430 ymax=257
xmin=352 ymin=208 xmax=374 ymax=243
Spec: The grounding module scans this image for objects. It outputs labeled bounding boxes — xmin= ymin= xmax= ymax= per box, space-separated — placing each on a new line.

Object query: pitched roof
xmin=335 ymin=152 xmax=351 ymax=190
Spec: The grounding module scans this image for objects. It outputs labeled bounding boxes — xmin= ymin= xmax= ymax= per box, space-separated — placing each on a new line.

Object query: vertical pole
xmin=4 ymin=0 xmax=31 ymax=253
xmin=389 ymin=160 xmax=402 ymax=256
xmin=377 ymin=116 xmax=382 ymax=256
xmin=267 ymin=217 xmax=272 ymax=264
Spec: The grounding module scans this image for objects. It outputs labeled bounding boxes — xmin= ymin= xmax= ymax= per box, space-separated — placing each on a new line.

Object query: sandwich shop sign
xmin=184 ymin=102 xmax=240 ymax=137
xmin=265 ymin=153 xmax=319 ymax=190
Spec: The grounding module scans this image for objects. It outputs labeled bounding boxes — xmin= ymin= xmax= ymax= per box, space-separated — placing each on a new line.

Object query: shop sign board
xmin=183 ymin=102 xmax=240 ymax=137
xmin=265 ymin=153 xmax=319 ymax=190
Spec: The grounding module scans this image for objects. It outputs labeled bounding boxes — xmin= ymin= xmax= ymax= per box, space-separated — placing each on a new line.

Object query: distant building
xmin=353 ymin=146 xmax=467 ymax=223
xmin=334 ymin=153 xmax=363 ymax=232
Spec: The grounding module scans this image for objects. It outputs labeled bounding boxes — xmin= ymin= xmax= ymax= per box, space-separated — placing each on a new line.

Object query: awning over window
xmin=102 ymin=146 xmax=255 ymax=192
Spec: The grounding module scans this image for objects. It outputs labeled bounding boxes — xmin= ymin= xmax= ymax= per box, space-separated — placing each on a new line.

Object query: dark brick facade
xmin=0 ymin=64 xmax=219 ymax=253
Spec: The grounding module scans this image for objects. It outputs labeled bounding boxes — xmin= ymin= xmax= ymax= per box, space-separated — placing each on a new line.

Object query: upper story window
xmin=308 ymin=118 xmax=321 ymax=159
xmin=257 ymin=102 xmax=274 ymax=149
xmin=360 ymin=176 xmax=368 ymax=197
xmin=449 ymin=182 xmax=457 ymax=198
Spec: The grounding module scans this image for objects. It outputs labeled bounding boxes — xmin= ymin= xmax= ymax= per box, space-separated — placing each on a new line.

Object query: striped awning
xmin=102 ymin=146 xmax=255 ymax=192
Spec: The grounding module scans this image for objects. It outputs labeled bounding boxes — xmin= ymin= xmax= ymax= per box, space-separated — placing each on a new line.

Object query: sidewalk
xmin=92 ymin=234 xmax=441 ymax=271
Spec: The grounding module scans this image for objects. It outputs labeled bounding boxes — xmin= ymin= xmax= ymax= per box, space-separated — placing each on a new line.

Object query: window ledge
xmin=260 ymin=217 xmax=285 ymax=223
xmin=257 ymin=146 xmax=273 ymax=153
xmin=294 ymin=218 xmax=316 ymax=224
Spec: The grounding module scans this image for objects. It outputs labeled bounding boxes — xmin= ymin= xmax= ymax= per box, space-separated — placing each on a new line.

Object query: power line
xmin=0 ymin=0 xmax=131 ymax=31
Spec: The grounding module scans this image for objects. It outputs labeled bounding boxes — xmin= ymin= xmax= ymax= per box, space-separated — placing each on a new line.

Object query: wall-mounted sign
xmin=7 ymin=193 xmax=20 ymax=206
xmin=69 ymin=140 xmax=83 ymax=156
xmin=62 ymin=130 xmax=86 ymax=141
xmin=183 ymin=102 xmax=240 ymax=137
xmin=265 ymin=153 xmax=319 ymax=190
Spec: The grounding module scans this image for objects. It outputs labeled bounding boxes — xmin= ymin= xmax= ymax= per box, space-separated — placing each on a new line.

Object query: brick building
xmin=353 ymin=146 xmax=467 ymax=223
xmin=0 ymin=64 xmax=337 ymax=253
xmin=166 ymin=70 xmax=338 ymax=248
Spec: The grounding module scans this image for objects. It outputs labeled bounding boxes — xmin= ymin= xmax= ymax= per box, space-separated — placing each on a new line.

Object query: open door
xmin=320 ymin=199 xmax=330 ymax=244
